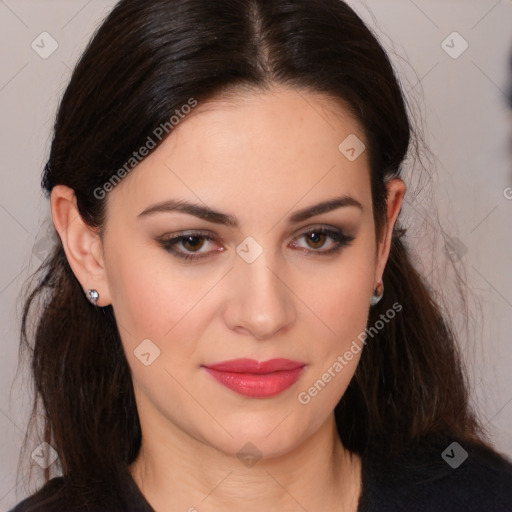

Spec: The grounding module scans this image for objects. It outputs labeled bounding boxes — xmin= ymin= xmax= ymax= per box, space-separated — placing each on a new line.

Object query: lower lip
xmin=203 ymin=367 xmax=305 ymax=398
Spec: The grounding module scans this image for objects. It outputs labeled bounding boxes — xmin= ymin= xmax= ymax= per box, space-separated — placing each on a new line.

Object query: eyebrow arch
xmin=289 ymin=195 xmax=363 ymax=223
xmin=138 ymin=199 xmax=239 ymax=227
xmin=137 ymin=195 xmax=363 ymax=227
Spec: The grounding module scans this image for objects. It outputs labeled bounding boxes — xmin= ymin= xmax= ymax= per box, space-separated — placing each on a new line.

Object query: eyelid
xmin=290 ymin=222 xmax=352 ymax=239
xmin=160 ymin=229 xmax=217 ymax=241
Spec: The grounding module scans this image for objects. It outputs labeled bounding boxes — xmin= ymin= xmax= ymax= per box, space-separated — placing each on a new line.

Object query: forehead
xmin=108 ymin=86 xmax=371 ymax=217
xmin=178 ymin=85 xmax=364 ymax=150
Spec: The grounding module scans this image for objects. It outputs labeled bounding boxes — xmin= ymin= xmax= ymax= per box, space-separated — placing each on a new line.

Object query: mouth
xmin=202 ymin=358 xmax=306 ymax=398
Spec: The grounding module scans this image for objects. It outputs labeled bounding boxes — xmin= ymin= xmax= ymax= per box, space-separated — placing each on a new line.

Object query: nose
xmin=221 ymin=252 xmax=296 ymax=340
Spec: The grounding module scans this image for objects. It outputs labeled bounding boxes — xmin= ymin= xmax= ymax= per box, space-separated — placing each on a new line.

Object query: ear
xmin=373 ymin=178 xmax=406 ymax=286
xmin=50 ymin=185 xmax=112 ymax=306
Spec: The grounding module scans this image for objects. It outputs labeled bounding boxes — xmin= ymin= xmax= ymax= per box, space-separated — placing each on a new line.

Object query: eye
xmin=158 ymin=231 xmax=223 ymax=261
xmin=158 ymin=226 xmax=355 ymax=262
xmin=289 ymin=227 xmax=355 ymax=255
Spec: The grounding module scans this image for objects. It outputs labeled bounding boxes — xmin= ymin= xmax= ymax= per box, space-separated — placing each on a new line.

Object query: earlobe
xmin=50 ymin=185 xmax=112 ymax=306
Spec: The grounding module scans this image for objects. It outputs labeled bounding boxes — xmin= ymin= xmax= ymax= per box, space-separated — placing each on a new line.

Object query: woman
xmin=11 ymin=0 xmax=512 ymax=510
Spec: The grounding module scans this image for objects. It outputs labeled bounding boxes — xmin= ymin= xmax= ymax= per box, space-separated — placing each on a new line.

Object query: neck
xmin=129 ymin=414 xmax=362 ymax=512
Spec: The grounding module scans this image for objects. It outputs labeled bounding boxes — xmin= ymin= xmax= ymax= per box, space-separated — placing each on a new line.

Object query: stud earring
xmin=370 ymin=281 xmax=384 ymax=306
xmin=86 ymin=289 xmax=99 ymax=306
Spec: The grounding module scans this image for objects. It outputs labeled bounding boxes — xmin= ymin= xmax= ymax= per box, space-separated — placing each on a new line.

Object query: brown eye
xmin=158 ymin=231 xmax=224 ymax=261
xmin=290 ymin=227 xmax=355 ymax=256
xmin=181 ymin=235 xmax=206 ymax=252
xmin=305 ymin=231 xmax=327 ymax=249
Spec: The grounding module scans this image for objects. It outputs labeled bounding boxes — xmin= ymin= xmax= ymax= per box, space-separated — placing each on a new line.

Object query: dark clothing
xmin=10 ymin=437 xmax=512 ymax=511
xmin=357 ymin=437 xmax=512 ymax=511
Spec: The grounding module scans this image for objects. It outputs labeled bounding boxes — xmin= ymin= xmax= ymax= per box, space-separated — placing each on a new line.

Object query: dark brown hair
xmin=19 ymin=0 xmax=491 ymax=497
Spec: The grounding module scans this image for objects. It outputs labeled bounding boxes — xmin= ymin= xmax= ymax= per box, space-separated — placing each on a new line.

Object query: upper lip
xmin=203 ymin=358 xmax=305 ymax=374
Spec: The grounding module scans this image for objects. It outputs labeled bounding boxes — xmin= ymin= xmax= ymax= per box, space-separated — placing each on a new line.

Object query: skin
xmin=51 ymin=85 xmax=405 ymax=512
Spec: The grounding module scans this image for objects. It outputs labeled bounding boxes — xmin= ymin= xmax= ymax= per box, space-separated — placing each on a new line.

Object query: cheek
xmin=292 ymin=240 xmax=374 ymax=409
xmin=105 ymin=241 xmax=211 ymax=349
xmin=295 ymin=272 xmax=370 ymax=419
xmin=325 ymin=279 xmax=372 ymax=346
xmin=302 ymin=252 xmax=374 ymax=347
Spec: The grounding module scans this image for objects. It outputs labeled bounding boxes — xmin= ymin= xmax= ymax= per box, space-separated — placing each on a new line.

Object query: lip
xmin=204 ymin=358 xmax=305 ymax=374
xmin=202 ymin=358 xmax=306 ymax=398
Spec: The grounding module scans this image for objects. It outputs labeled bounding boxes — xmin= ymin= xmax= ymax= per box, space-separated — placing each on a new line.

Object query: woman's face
xmin=98 ymin=85 xmax=404 ymax=459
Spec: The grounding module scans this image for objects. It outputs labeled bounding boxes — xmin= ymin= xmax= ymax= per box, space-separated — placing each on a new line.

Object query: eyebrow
xmin=137 ymin=195 xmax=363 ymax=227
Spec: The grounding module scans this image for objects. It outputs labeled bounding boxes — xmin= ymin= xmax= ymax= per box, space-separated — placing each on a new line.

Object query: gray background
xmin=1 ymin=0 xmax=511 ymax=508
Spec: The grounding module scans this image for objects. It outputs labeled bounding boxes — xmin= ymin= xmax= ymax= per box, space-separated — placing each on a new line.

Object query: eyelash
xmin=158 ymin=227 xmax=355 ymax=262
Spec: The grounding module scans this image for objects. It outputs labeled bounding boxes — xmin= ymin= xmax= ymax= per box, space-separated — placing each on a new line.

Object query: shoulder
xmin=8 ymin=477 xmax=66 ymax=512
xmin=359 ymin=435 xmax=512 ymax=512
xmin=7 ymin=470 xmax=148 ymax=512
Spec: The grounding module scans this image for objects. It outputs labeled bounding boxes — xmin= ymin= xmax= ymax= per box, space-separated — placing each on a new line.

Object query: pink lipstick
xmin=202 ymin=358 xmax=306 ymax=398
